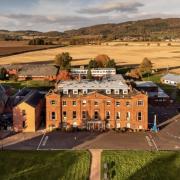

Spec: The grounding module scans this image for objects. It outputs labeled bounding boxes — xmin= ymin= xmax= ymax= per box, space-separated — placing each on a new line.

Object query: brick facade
xmin=46 ymin=91 xmax=148 ymax=131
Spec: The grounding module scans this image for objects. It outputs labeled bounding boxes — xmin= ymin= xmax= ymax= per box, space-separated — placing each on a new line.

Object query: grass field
xmin=102 ymin=151 xmax=180 ymax=180
xmin=0 ymin=150 xmax=90 ymax=180
xmin=0 ymin=42 xmax=180 ymax=73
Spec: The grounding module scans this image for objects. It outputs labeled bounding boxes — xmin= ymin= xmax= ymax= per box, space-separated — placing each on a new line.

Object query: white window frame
xmin=106 ymin=89 xmax=111 ymax=94
xmin=51 ymin=112 xmax=56 ymax=120
xmin=116 ymin=101 xmax=120 ymax=107
xmin=123 ymin=89 xmax=128 ymax=95
xmin=115 ymin=89 xmax=119 ymax=95
xmin=137 ymin=112 xmax=143 ymax=121
xmin=137 ymin=100 xmax=144 ymax=106
xmin=116 ymin=112 xmax=121 ymax=120
xmin=62 ymin=101 xmax=67 ymax=106
xmin=106 ymin=111 xmax=111 ymax=120
xmin=82 ymin=100 xmax=87 ymax=106
xmin=83 ymin=89 xmax=88 ymax=94
xmin=63 ymin=90 xmax=68 ymax=94
xmin=73 ymin=90 xmax=78 ymax=95
xmin=126 ymin=112 xmax=131 ymax=121
xmin=106 ymin=101 xmax=111 ymax=106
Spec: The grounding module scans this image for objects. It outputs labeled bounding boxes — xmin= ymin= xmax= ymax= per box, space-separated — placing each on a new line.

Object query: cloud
xmin=78 ymin=1 xmax=144 ymax=14
xmin=0 ymin=13 xmax=110 ymax=31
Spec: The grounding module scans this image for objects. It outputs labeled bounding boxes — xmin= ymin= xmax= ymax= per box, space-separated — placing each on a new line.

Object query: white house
xmin=161 ymin=74 xmax=180 ymax=86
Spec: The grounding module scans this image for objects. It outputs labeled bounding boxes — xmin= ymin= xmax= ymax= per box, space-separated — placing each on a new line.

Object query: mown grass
xmin=0 ymin=150 xmax=90 ymax=180
xmin=102 ymin=151 xmax=180 ymax=180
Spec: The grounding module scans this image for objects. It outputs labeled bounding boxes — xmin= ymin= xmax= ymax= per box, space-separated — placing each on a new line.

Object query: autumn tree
xmin=105 ymin=59 xmax=116 ymax=68
xmin=54 ymin=52 xmax=72 ymax=70
xmin=139 ymin=58 xmax=153 ymax=75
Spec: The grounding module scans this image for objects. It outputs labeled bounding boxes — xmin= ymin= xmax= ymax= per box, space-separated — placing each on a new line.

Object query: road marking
xmin=166 ymin=132 xmax=180 ymax=140
xmin=37 ymin=133 xmax=46 ymax=150
xmin=42 ymin=136 xmax=48 ymax=146
xmin=145 ymin=136 xmax=153 ymax=147
xmin=151 ymin=138 xmax=159 ymax=151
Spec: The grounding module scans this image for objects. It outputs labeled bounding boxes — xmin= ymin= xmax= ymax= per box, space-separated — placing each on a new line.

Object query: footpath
xmin=89 ymin=149 xmax=102 ymax=180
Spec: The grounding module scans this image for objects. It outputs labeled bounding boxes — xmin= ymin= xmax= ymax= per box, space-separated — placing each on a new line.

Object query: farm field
xmin=102 ymin=151 xmax=180 ymax=180
xmin=0 ymin=41 xmax=60 ymax=57
xmin=0 ymin=42 xmax=180 ymax=73
xmin=0 ymin=150 xmax=90 ymax=180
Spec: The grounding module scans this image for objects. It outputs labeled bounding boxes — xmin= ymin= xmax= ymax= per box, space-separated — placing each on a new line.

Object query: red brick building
xmin=46 ymin=75 xmax=148 ymax=131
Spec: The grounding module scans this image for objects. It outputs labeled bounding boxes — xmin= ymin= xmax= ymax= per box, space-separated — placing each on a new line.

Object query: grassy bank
xmin=0 ymin=150 xmax=90 ymax=180
xmin=102 ymin=151 xmax=180 ymax=180
xmin=1 ymin=80 xmax=54 ymax=91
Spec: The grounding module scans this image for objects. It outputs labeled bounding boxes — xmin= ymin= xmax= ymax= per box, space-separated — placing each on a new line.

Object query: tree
xmin=126 ymin=68 xmax=142 ymax=79
xmin=88 ymin=60 xmax=98 ymax=69
xmin=87 ymin=68 xmax=93 ymax=80
xmin=95 ymin=54 xmax=110 ymax=67
xmin=28 ymin=38 xmax=45 ymax=45
xmin=105 ymin=59 xmax=116 ymax=68
xmin=54 ymin=52 xmax=72 ymax=70
xmin=139 ymin=58 xmax=153 ymax=75
xmin=0 ymin=67 xmax=8 ymax=80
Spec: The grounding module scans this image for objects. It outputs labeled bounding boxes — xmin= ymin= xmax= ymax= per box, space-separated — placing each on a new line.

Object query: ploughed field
xmin=0 ymin=41 xmax=180 ymax=73
xmin=0 ymin=150 xmax=90 ymax=180
xmin=0 ymin=41 xmax=59 ymax=57
xmin=102 ymin=151 xmax=180 ymax=180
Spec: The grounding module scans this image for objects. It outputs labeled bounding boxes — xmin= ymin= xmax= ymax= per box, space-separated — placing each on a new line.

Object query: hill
xmin=1 ymin=18 xmax=180 ymax=41
xmin=63 ymin=18 xmax=180 ymax=41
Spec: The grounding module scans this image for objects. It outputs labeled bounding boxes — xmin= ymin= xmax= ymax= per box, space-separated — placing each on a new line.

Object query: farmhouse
xmin=134 ymin=81 xmax=170 ymax=105
xmin=0 ymin=64 xmax=58 ymax=81
xmin=161 ymin=74 xmax=180 ymax=86
xmin=13 ymin=90 xmax=44 ymax=132
xmin=18 ymin=64 xmax=58 ymax=81
xmin=46 ymin=75 xmax=148 ymax=131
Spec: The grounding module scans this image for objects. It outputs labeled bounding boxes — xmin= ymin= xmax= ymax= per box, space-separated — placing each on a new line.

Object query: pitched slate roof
xmin=18 ymin=65 xmax=58 ymax=77
xmin=14 ymin=89 xmax=43 ymax=108
xmin=135 ymin=81 xmax=158 ymax=88
xmin=162 ymin=74 xmax=180 ymax=83
xmin=21 ymin=90 xmax=43 ymax=107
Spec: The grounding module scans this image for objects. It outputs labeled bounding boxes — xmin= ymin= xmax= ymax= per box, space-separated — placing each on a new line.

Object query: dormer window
xmin=106 ymin=90 xmax=111 ymax=94
xmin=115 ymin=89 xmax=119 ymax=95
xmin=83 ymin=89 xmax=88 ymax=94
xmin=123 ymin=89 xmax=128 ymax=95
xmin=63 ymin=90 xmax=68 ymax=94
xmin=73 ymin=90 xmax=78 ymax=95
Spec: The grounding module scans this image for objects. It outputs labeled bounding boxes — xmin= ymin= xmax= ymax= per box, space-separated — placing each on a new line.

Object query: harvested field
xmin=0 ymin=42 xmax=180 ymax=73
xmin=0 ymin=41 xmax=60 ymax=57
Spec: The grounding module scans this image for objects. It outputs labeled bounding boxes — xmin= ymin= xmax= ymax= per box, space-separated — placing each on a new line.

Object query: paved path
xmin=90 ymin=149 xmax=102 ymax=180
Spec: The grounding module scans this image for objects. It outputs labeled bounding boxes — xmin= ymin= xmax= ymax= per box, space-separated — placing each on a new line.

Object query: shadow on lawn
xmin=3 ymin=131 xmax=102 ymax=150
xmin=0 ymin=150 xmax=89 ymax=180
xmin=128 ymin=152 xmax=180 ymax=180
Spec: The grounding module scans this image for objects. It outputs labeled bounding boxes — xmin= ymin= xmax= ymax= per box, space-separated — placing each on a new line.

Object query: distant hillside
xmin=1 ymin=18 xmax=180 ymax=41
xmin=63 ymin=18 xmax=180 ymax=41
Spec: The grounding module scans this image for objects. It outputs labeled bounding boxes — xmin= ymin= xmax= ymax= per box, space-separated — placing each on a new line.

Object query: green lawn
xmin=1 ymin=80 xmax=54 ymax=91
xmin=102 ymin=151 xmax=180 ymax=180
xmin=0 ymin=150 xmax=90 ymax=180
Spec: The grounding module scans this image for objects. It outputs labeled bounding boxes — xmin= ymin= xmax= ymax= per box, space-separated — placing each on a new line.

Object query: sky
xmin=0 ymin=0 xmax=180 ymax=32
